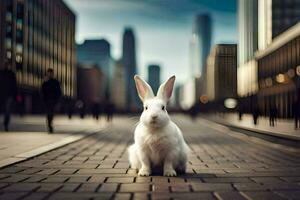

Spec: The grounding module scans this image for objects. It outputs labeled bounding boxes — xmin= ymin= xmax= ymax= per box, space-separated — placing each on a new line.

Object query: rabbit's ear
xmin=157 ymin=75 xmax=175 ymax=102
xmin=134 ymin=75 xmax=154 ymax=102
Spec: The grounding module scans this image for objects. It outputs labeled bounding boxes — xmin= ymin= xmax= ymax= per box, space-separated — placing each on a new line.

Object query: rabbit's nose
xmin=151 ymin=115 xmax=158 ymax=119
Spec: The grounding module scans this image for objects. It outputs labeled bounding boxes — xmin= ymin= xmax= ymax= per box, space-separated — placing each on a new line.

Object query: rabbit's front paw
xmin=164 ymin=169 xmax=177 ymax=177
xmin=138 ymin=168 xmax=151 ymax=176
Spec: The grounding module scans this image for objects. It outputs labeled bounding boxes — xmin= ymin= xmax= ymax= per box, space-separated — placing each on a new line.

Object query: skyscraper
xmin=147 ymin=65 xmax=160 ymax=94
xmin=122 ymin=27 xmax=138 ymax=110
xmin=206 ymin=44 xmax=237 ymax=102
xmin=237 ymin=0 xmax=258 ymax=97
xmin=190 ymin=14 xmax=212 ymax=78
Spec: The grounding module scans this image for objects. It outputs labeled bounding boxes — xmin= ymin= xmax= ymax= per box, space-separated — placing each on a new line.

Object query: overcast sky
xmin=64 ymin=0 xmax=237 ymax=83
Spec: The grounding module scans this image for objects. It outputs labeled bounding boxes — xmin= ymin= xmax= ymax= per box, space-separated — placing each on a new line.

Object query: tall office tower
xmin=0 ymin=0 xmax=76 ymax=113
xmin=237 ymin=0 xmax=258 ymax=97
xmin=147 ymin=64 xmax=160 ymax=94
xmin=206 ymin=44 xmax=237 ymax=102
xmin=122 ymin=27 xmax=138 ymax=110
xmin=111 ymin=59 xmax=126 ymax=111
xmin=77 ymin=39 xmax=112 ymax=97
xmin=258 ymin=0 xmax=300 ymax=50
xmin=190 ymin=14 xmax=212 ymax=78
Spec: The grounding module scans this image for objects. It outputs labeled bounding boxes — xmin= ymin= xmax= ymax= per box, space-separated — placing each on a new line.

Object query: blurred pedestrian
xmin=67 ymin=100 xmax=74 ymax=119
xmin=105 ymin=102 xmax=115 ymax=122
xmin=0 ymin=64 xmax=17 ymax=131
xmin=76 ymin=100 xmax=85 ymax=119
xmin=252 ymin=106 xmax=260 ymax=125
xmin=41 ymin=68 xmax=62 ymax=133
xmin=269 ymin=104 xmax=277 ymax=127
xmin=92 ymin=102 xmax=101 ymax=120
xmin=293 ymin=91 xmax=300 ymax=129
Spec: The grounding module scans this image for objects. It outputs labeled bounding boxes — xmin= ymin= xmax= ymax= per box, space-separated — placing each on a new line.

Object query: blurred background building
xmin=122 ymin=27 xmax=139 ymax=111
xmin=236 ymin=0 xmax=300 ymax=118
xmin=237 ymin=0 xmax=258 ymax=100
xmin=77 ymin=64 xmax=104 ymax=112
xmin=77 ymin=39 xmax=112 ymax=98
xmin=179 ymin=77 xmax=201 ymax=110
xmin=0 ymin=0 xmax=76 ymax=113
xmin=147 ymin=64 xmax=160 ymax=94
xmin=111 ymin=59 xmax=126 ymax=112
xmin=256 ymin=22 xmax=300 ymax=118
xmin=206 ymin=44 xmax=237 ymax=103
xmin=258 ymin=0 xmax=300 ymax=50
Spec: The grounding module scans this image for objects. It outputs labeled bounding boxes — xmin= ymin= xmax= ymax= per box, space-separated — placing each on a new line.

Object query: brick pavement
xmin=0 ymin=115 xmax=299 ymax=200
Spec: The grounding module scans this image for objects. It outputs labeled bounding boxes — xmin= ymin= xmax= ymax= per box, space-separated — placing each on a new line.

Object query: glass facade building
xmin=0 ymin=0 xmax=76 ymax=112
xmin=256 ymin=23 xmax=300 ymax=118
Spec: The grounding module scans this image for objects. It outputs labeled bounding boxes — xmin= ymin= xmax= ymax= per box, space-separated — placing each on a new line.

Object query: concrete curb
xmin=206 ymin=117 xmax=300 ymax=141
xmin=0 ymin=128 xmax=106 ymax=169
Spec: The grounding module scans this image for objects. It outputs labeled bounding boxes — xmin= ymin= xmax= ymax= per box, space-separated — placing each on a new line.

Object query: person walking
xmin=269 ymin=104 xmax=277 ymax=127
xmin=41 ymin=68 xmax=62 ymax=133
xmin=252 ymin=106 xmax=260 ymax=125
xmin=0 ymin=64 xmax=17 ymax=131
xmin=293 ymin=90 xmax=300 ymax=129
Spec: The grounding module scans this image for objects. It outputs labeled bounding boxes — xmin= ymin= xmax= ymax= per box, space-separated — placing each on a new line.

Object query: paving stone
xmin=120 ymin=183 xmax=151 ymax=192
xmin=106 ymin=177 xmax=134 ymax=183
xmin=37 ymin=183 xmax=63 ymax=192
xmin=191 ymin=182 xmax=233 ymax=191
xmin=77 ymin=168 xmax=127 ymax=174
xmin=113 ymin=193 xmax=132 ymax=200
xmin=152 ymin=192 xmax=215 ymax=200
xmin=170 ymin=184 xmax=191 ymax=192
xmin=233 ymin=183 xmax=269 ymax=191
xmin=214 ymin=191 xmax=247 ymax=200
xmin=67 ymin=176 xmax=89 ymax=183
xmin=203 ymin=177 xmax=252 ymax=183
xmin=88 ymin=176 xmax=106 ymax=183
xmin=42 ymin=176 xmax=68 ymax=183
xmin=3 ymin=183 xmax=40 ymax=192
xmin=242 ymin=191 xmax=286 ymax=200
xmin=22 ymin=192 xmax=49 ymax=200
xmin=132 ymin=193 xmax=149 ymax=200
xmin=0 ymin=192 xmax=28 ymax=200
xmin=0 ymin=175 xmax=29 ymax=183
xmin=76 ymin=183 xmax=100 ymax=192
xmin=98 ymin=183 xmax=119 ymax=192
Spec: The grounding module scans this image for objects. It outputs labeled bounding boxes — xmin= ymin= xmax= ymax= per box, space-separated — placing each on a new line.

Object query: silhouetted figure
xmin=76 ymin=100 xmax=85 ymax=119
xmin=293 ymin=99 xmax=300 ymax=129
xmin=92 ymin=103 xmax=101 ymax=120
xmin=105 ymin=102 xmax=115 ymax=122
xmin=269 ymin=105 xmax=278 ymax=127
xmin=0 ymin=66 xmax=17 ymax=131
xmin=41 ymin=68 xmax=62 ymax=133
xmin=252 ymin=107 xmax=260 ymax=125
xmin=67 ymin=101 xmax=74 ymax=119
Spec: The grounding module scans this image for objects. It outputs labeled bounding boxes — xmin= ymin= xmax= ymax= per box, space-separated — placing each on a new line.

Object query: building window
xmin=5 ymin=12 xmax=12 ymax=22
xmin=5 ymin=38 xmax=12 ymax=49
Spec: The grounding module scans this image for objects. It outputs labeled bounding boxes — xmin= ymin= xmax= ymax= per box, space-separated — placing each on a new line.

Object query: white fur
xmin=128 ymin=75 xmax=189 ymax=176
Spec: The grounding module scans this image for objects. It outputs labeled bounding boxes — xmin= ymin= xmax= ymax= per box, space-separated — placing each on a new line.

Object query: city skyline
xmin=63 ymin=0 xmax=237 ymax=83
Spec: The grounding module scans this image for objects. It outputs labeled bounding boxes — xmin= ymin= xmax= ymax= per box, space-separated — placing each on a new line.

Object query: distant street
xmin=0 ymin=115 xmax=299 ymax=200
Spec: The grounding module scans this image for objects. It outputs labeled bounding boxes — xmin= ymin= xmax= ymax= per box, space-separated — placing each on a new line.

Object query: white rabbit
xmin=128 ymin=75 xmax=189 ymax=177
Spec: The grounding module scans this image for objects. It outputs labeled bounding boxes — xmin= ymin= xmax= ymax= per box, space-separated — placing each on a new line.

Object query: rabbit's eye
xmin=162 ymin=106 xmax=165 ymax=110
xmin=145 ymin=106 xmax=148 ymax=110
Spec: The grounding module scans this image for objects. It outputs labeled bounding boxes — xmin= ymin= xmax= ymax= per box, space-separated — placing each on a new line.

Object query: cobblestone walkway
xmin=0 ymin=116 xmax=299 ymax=200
